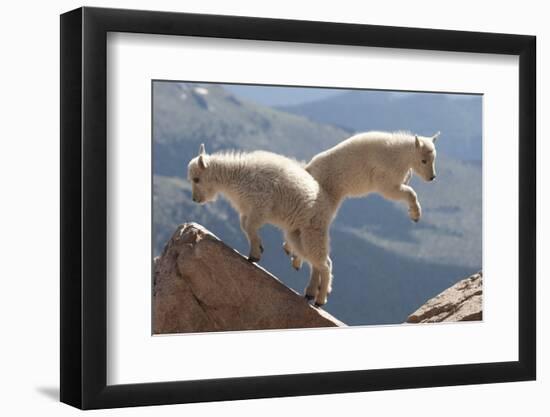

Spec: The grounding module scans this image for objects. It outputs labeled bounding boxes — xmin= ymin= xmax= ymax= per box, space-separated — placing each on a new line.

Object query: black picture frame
xmin=60 ymin=6 xmax=536 ymax=410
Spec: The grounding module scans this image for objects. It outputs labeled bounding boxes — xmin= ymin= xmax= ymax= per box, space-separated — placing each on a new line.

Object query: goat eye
xmin=421 ymin=159 xmax=427 ymax=164
xmin=193 ymin=177 xmax=200 ymax=183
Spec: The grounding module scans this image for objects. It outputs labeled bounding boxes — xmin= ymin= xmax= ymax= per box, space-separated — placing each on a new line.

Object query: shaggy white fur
xmin=188 ymin=144 xmax=338 ymax=306
xmin=284 ymin=131 xmax=440 ymax=278
xmin=306 ymin=130 xmax=440 ymax=214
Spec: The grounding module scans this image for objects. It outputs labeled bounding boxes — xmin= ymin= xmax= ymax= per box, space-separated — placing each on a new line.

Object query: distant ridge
xmin=280 ymin=90 xmax=482 ymax=161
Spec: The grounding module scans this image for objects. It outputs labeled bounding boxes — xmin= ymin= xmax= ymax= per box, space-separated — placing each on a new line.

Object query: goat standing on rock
xmin=188 ymin=144 xmax=337 ymax=306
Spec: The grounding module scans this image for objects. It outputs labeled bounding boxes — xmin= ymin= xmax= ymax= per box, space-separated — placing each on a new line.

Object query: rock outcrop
xmin=153 ymin=223 xmax=345 ymax=334
xmin=406 ymin=272 xmax=483 ymax=323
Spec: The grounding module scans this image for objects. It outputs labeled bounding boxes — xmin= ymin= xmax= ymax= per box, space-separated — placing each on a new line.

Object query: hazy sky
xmin=224 ymin=83 xmax=479 ymax=107
xmin=224 ymin=84 xmax=341 ymax=107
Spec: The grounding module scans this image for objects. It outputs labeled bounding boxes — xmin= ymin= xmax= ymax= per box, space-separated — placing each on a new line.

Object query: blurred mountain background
xmin=153 ymin=81 xmax=482 ymax=326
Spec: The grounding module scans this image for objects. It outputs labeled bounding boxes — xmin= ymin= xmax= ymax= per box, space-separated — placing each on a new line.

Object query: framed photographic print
xmin=60 ymin=6 xmax=536 ymax=409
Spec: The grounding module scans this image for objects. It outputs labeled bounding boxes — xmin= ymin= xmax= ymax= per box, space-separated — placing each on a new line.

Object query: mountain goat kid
xmin=283 ymin=130 xmax=441 ymax=272
xmin=188 ymin=144 xmax=336 ymax=306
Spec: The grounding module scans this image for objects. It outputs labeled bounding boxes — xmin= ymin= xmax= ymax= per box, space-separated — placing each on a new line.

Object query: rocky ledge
xmin=406 ymin=271 xmax=483 ymax=323
xmin=153 ymin=223 xmax=345 ymax=334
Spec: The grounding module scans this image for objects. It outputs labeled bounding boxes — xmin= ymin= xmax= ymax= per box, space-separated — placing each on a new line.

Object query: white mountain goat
xmin=283 ymin=131 xmax=441 ymax=276
xmin=188 ymin=144 xmax=338 ymax=306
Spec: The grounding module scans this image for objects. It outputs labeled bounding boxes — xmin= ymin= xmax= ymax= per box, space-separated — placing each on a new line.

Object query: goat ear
xmin=197 ymin=143 xmax=208 ymax=169
xmin=432 ymin=131 xmax=441 ymax=143
xmin=415 ymin=135 xmax=421 ymax=148
xmin=198 ymin=154 xmax=209 ymax=170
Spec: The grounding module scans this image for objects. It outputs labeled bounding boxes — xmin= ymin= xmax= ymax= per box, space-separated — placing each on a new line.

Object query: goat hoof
xmin=304 ymin=295 xmax=314 ymax=302
xmin=248 ymin=256 xmax=260 ymax=263
xmin=260 ymin=244 xmax=264 ymax=253
xmin=291 ymin=256 xmax=302 ymax=271
xmin=314 ymin=302 xmax=324 ymax=308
